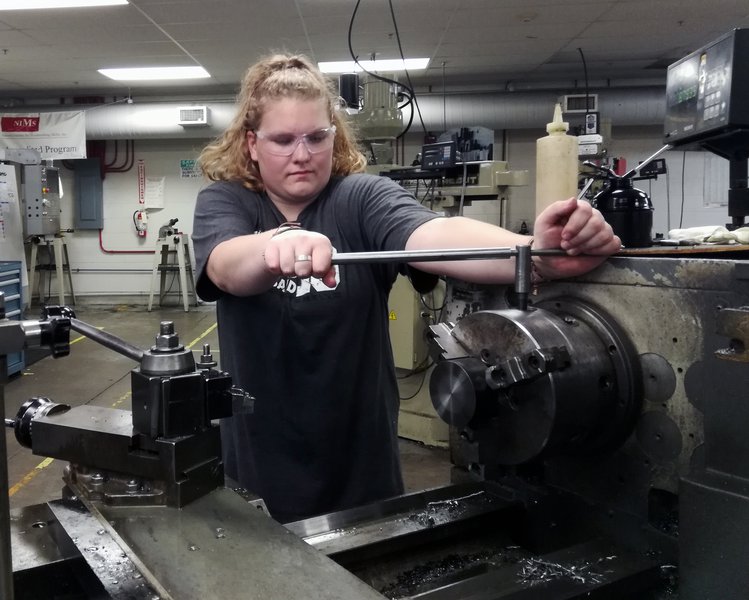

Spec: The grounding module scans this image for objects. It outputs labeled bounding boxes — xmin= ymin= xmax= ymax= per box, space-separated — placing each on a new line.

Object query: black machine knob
xmin=8 ymin=396 xmax=71 ymax=448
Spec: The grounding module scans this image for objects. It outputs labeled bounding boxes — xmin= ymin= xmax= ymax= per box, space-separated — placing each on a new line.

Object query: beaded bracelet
xmin=272 ymin=221 xmax=303 ymax=238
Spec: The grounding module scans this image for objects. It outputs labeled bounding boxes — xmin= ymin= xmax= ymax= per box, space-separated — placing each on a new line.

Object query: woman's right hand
xmin=263 ymin=229 xmax=337 ymax=287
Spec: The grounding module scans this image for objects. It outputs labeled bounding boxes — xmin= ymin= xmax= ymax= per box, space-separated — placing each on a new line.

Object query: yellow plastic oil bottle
xmin=535 ymin=103 xmax=579 ymax=216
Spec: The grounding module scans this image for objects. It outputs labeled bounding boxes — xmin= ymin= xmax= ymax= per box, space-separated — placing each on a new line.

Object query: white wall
xmin=44 ymin=124 xmax=734 ymax=300
xmin=52 ymin=138 xmax=210 ymax=298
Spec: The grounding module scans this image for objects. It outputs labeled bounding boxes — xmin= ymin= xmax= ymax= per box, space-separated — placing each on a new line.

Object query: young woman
xmin=192 ymin=53 xmax=620 ymax=523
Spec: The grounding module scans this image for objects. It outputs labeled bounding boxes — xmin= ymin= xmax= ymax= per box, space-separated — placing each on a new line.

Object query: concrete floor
xmin=3 ymin=303 xmax=451 ymax=512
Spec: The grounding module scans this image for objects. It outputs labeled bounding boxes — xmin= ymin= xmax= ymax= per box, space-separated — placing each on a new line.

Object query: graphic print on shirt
xmin=272 ymin=246 xmax=341 ymax=297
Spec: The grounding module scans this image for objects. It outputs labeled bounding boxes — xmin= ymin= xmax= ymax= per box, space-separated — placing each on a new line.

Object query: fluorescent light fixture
xmin=0 ymin=0 xmax=128 ymax=9
xmin=318 ymin=58 xmax=429 ymax=74
xmin=98 ymin=66 xmax=210 ymax=81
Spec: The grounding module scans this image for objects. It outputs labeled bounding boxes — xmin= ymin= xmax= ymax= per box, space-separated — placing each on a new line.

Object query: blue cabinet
xmin=0 ymin=261 xmax=24 ymax=376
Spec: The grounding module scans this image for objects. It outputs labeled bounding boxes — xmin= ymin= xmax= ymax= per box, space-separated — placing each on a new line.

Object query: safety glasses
xmin=254 ymin=126 xmax=337 ymax=156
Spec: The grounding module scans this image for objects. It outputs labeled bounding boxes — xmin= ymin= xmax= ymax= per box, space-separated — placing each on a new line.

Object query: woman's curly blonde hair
xmin=198 ymin=53 xmax=366 ymax=189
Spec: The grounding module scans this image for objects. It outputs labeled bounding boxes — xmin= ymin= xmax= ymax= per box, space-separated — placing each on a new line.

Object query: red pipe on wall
xmin=98 ymin=229 xmax=154 ymax=254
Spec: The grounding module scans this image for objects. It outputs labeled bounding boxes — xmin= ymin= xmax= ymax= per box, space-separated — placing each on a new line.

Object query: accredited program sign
xmin=0 ymin=111 xmax=86 ymax=159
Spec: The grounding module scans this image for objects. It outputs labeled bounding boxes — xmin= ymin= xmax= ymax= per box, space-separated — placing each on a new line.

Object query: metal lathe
xmin=2 ymin=246 xmax=749 ymax=599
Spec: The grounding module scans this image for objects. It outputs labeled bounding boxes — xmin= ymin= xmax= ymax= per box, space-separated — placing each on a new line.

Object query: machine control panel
xmin=664 ymin=28 xmax=749 ymax=147
xmin=23 ymin=164 xmax=61 ymax=236
xmin=421 ymin=140 xmax=457 ymax=170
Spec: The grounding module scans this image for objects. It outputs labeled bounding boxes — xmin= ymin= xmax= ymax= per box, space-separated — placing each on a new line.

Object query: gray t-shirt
xmin=192 ymin=173 xmax=439 ymax=522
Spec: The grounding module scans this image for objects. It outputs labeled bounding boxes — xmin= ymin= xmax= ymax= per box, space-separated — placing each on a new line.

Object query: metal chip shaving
xmin=516 ymin=555 xmax=616 ymax=586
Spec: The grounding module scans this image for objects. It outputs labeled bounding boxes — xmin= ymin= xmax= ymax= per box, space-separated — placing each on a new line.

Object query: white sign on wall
xmin=0 ymin=111 xmax=86 ymax=160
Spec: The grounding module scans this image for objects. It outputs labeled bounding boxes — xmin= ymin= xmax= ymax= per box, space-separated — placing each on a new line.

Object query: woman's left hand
xmin=532 ymin=197 xmax=622 ymax=279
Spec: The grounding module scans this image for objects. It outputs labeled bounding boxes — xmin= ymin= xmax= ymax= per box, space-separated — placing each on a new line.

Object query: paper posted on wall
xmin=145 ymin=177 xmax=165 ymax=209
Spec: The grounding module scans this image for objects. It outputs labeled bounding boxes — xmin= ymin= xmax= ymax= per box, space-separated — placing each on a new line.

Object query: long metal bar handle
xmin=330 ymin=245 xmax=565 ymax=312
xmin=70 ymin=317 xmax=145 ymax=363
xmin=330 ymin=246 xmax=564 ymax=265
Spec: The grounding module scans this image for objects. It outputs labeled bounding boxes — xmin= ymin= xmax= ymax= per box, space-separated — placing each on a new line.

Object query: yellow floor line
xmin=9 ymin=322 xmax=219 ymax=496
xmin=8 ymin=457 xmax=55 ymax=497
xmin=186 ymin=322 xmax=218 ymax=349
xmin=71 ymin=332 xmax=90 ymax=345
xmin=111 ymin=391 xmax=132 ymax=408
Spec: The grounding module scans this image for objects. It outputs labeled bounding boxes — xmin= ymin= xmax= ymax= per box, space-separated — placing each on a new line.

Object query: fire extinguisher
xmin=133 ymin=209 xmax=148 ymax=237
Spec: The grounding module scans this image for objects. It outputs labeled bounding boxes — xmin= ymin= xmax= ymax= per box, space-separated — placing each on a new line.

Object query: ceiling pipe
xmin=83 ymin=101 xmax=237 ymax=139
xmin=16 ymin=87 xmax=666 ymax=140
xmin=414 ymin=87 xmax=667 ymax=132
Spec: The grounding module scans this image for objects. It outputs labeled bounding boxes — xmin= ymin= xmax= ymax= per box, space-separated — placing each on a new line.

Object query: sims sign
xmin=0 ymin=111 xmax=86 ymax=159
